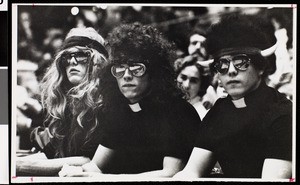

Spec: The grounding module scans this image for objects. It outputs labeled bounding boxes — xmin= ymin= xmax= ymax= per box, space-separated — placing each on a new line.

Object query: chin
xmin=69 ymin=79 xmax=82 ymax=85
xmin=228 ymin=91 xmax=245 ymax=100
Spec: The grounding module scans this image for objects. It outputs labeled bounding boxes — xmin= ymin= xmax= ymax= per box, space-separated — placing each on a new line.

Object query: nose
xmin=123 ymin=68 xmax=133 ymax=81
xmin=227 ymin=61 xmax=238 ymax=76
xmin=69 ymin=57 xmax=78 ymax=66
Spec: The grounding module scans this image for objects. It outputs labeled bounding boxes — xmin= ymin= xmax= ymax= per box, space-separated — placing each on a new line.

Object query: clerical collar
xmin=232 ymin=97 xmax=247 ymax=108
xmin=128 ymin=102 xmax=142 ymax=112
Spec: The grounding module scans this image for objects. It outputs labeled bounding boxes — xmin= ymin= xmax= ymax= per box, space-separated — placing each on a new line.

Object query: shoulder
xmin=168 ymin=97 xmax=200 ymax=117
xmin=265 ymin=87 xmax=292 ymax=120
xmin=163 ymin=98 xmax=201 ymax=129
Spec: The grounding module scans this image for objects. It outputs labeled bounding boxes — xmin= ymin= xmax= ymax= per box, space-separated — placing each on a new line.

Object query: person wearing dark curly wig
xmin=59 ymin=23 xmax=200 ymax=179
xmin=175 ymin=55 xmax=212 ymax=120
xmin=174 ymin=14 xmax=292 ymax=179
xmin=16 ymin=27 xmax=109 ymax=176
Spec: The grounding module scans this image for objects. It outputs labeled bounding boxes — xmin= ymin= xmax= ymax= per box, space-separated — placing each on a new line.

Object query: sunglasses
xmin=61 ymin=51 xmax=90 ymax=66
xmin=213 ymin=54 xmax=251 ymax=75
xmin=111 ymin=63 xmax=146 ymax=78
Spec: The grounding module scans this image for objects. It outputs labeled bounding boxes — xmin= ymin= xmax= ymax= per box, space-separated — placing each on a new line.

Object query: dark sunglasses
xmin=213 ymin=54 xmax=251 ymax=75
xmin=61 ymin=51 xmax=90 ymax=66
xmin=111 ymin=63 xmax=146 ymax=78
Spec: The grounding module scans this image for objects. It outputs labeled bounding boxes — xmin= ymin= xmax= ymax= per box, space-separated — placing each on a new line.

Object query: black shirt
xmin=195 ymin=82 xmax=292 ymax=178
xmin=98 ymin=96 xmax=200 ymax=174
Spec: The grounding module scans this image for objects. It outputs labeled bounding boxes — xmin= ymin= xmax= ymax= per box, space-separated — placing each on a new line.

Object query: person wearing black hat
xmin=16 ymin=27 xmax=109 ymax=176
xmin=174 ymin=14 xmax=292 ymax=179
xmin=59 ymin=23 xmax=200 ymax=178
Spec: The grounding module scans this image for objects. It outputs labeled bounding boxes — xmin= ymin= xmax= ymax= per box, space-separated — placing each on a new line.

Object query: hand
xmin=82 ymin=161 xmax=101 ymax=172
xmin=59 ymin=164 xmax=104 ymax=177
xmin=20 ymin=98 xmax=43 ymax=115
xmin=58 ymin=164 xmax=83 ymax=177
xmin=62 ymin=171 xmax=103 ymax=177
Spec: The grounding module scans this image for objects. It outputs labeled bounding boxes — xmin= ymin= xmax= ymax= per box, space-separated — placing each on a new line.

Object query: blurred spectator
xmin=175 ymin=55 xmax=212 ymax=120
xmin=266 ymin=8 xmax=294 ymax=100
xmin=183 ymin=26 xmax=227 ymax=107
xmin=18 ymin=11 xmax=43 ymax=63
xmin=17 ymin=60 xmax=43 ymax=150
xmin=36 ymin=28 xmax=65 ymax=82
xmin=188 ymin=28 xmax=208 ymax=61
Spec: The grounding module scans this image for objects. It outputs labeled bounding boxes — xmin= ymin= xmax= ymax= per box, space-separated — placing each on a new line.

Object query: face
xmin=113 ymin=64 xmax=150 ymax=103
xmin=188 ymin=34 xmax=207 ymax=58
xmin=177 ymin=65 xmax=201 ymax=100
xmin=216 ymin=54 xmax=263 ymax=100
xmin=63 ymin=48 xmax=89 ymax=85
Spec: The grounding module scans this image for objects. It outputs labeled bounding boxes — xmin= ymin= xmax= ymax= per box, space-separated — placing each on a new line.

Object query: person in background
xmin=188 ymin=28 xmax=208 ymax=61
xmin=174 ymin=55 xmax=212 ymax=120
xmin=267 ymin=9 xmax=294 ymax=100
xmin=187 ymin=27 xmax=225 ymax=106
xmin=59 ymin=22 xmax=200 ymax=179
xmin=16 ymin=60 xmax=43 ymax=150
xmin=16 ymin=27 xmax=109 ymax=176
xmin=174 ymin=14 xmax=292 ymax=179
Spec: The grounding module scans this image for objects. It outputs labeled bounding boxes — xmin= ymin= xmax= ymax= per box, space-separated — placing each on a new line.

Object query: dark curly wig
xmin=99 ymin=22 xmax=183 ymax=111
xmin=205 ymin=13 xmax=277 ymax=77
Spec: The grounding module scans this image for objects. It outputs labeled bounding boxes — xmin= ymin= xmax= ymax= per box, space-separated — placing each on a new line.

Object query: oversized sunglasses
xmin=111 ymin=63 xmax=146 ymax=78
xmin=213 ymin=54 xmax=251 ymax=75
xmin=61 ymin=51 xmax=90 ymax=66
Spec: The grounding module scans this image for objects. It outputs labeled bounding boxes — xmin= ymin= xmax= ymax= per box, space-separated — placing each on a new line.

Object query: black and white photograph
xmin=11 ymin=3 xmax=296 ymax=183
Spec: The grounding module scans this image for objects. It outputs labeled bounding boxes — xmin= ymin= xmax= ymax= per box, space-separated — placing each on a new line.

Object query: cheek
xmin=138 ymin=76 xmax=150 ymax=91
xmin=116 ymin=79 xmax=123 ymax=90
xmin=217 ymin=74 xmax=225 ymax=86
xmin=81 ymin=65 xmax=88 ymax=74
xmin=190 ymin=82 xmax=199 ymax=90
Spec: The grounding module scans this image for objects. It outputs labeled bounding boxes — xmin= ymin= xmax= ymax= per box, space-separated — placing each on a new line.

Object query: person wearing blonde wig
xmin=174 ymin=14 xmax=292 ymax=179
xmin=16 ymin=27 xmax=109 ymax=176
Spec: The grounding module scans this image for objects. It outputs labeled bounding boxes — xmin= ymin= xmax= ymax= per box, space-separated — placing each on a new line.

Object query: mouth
xmin=122 ymin=84 xmax=136 ymax=87
xmin=69 ymin=69 xmax=80 ymax=73
xmin=227 ymin=80 xmax=240 ymax=85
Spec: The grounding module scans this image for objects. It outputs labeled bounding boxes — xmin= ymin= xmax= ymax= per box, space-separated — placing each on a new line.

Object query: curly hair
xmin=40 ymin=29 xmax=108 ymax=157
xmin=99 ymin=22 xmax=183 ymax=110
xmin=175 ymin=55 xmax=212 ymax=98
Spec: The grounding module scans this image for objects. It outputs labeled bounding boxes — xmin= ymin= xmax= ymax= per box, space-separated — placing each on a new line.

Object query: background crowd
xmin=15 ymin=5 xmax=294 ymax=156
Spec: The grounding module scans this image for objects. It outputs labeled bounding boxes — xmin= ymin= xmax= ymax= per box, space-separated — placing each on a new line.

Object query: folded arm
xmin=16 ymin=152 xmax=91 ymax=176
xmin=60 ymin=144 xmax=185 ymax=178
xmin=173 ymin=147 xmax=216 ymax=180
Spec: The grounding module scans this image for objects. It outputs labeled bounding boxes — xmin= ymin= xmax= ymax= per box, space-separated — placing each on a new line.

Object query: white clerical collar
xmin=128 ymin=102 xmax=142 ymax=112
xmin=232 ymin=97 xmax=247 ymax=108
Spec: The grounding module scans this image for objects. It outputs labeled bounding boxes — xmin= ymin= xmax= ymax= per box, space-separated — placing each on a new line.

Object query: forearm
xmin=261 ymin=159 xmax=292 ymax=179
xmin=82 ymin=161 xmax=178 ymax=178
xmin=173 ymin=169 xmax=201 ymax=179
xmin=137 ymin=168 xmax=181 ymax=178
xmin=16 ymin=156 xmax=91 ymax=176
xmin=79 ymin=169 xmax=179 ymax=179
